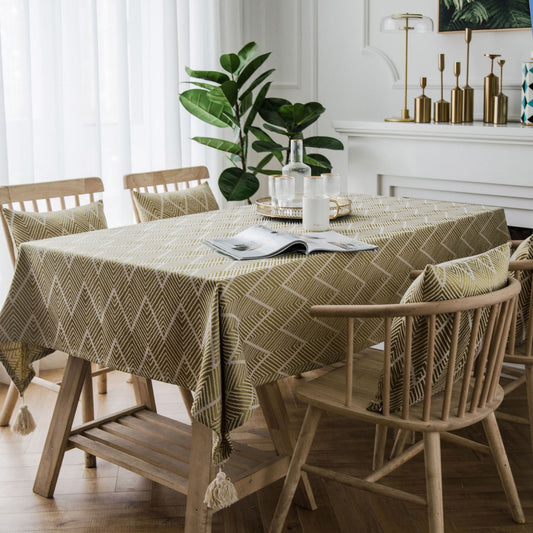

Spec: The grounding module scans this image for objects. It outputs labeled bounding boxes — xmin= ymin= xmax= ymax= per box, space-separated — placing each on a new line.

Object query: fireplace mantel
xmin=333 ymin=120 xmax=533 ymax=228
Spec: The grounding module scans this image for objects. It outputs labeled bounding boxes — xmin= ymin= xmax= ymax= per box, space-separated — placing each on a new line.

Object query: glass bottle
xmin=282 ymin=139 xmax=310 ymax=207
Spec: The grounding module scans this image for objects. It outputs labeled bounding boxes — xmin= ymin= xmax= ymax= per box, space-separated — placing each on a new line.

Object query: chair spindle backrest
xmin=0 ymin=177 xmax=104 ymax=266
xmin=507 ymin=259 xmax=533 ymax=358
xmin=334 ymin=280 xmax=520 ymax=423
xmin=123 ymin=166 xmax=210 ymax=224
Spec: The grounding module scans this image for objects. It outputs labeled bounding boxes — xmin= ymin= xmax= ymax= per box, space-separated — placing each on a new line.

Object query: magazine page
xmin=205 ymin=225 xmax=305 ymax=260
xmin=301 ymin=231 xmax=378 ymax=254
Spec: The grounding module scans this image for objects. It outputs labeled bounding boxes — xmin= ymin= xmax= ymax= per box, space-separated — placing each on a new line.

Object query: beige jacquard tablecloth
xmin=0 ymin=195 xmax=509 ymax=462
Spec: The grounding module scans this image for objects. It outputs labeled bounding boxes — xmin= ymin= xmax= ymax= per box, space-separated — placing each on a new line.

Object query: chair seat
xmin=297 ymin=349 xmax=504 ymax=434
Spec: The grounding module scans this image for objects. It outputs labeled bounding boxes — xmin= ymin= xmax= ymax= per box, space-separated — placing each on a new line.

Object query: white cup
xmin=303 ymin=196 xmax=330 ymax=231
xmin=303 ymin=176 xmax=329 ymax=231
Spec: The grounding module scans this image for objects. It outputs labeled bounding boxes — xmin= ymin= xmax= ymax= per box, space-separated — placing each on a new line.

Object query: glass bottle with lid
xmin=282 ymin=139 xmax=310 ymax=207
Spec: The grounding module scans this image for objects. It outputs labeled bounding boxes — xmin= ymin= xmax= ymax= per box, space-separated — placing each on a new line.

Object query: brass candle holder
xmin=451 ymin=62 xmax=464 ymax=124
xmin=434 ymin=54 xmax=450 ymax=123
xmin=414 ymin=77 xmax=431 ymax=123
xmin=494 ymin=59 xmax=508 ymax=124
xmin=463 ymin=29 xmax=474 ymax=122
xmin=483 ymin=53 xmax=501 ymax=123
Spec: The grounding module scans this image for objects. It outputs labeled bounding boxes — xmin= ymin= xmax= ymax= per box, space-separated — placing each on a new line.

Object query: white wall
xmin=243 ymin=0 xmax=533 ymax=177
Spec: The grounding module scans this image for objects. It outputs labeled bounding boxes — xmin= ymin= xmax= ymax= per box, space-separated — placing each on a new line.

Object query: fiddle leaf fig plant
xmin=250 ymin=98 xmax=344 ymax=176
xmin=179 ymin=41 xmax=275 ymax=202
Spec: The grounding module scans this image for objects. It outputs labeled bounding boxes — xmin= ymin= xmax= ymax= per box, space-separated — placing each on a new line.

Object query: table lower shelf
xmin=66 ymin=406 xmax=290 ymax=502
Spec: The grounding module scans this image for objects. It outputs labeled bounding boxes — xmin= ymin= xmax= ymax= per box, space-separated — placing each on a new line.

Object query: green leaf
xmin=220 ymin=80 xmax=238 ymax=106
xmin=255 ymin=153 xmax=274 ymax=170
xmin=222 ymin=111 xmax=239 ymax=128
xmin=185 ymin=66 xmax=229 ymax=84
xmin=219 ymin=167 xmax=259 ymax=201
xmin=303 ymin=136 xmax=344 ymax=150
xmin=263 ymin=123 xmax=290 ymax=136
xmin=236 ymin=52 xmax=271 ymax=88
xmin=304 ymin=153 xmax=332 ymax=175
xmin=244 ymin=82 xmax=271 ymax=132
xmin=239 ymin=69 xmax=275 ymax=100
xmin=206 ymin=86 xmax=229 ymax=104
xmin=252 ymin=140 xmax=286 ymax=152
xmin=192 ymin=136 xmax=242 ymax=155
xmin=248 ymin=167 xmax=282 ymax=176
xmin=182 ymin=81 xmax=218 ymax=90
xmin=259 ymin=97 xmax=292 ymax=128
xmin=179 ymin=89 xmax=233 ymax=128
xmin=240 ymin=92 xmax=253 ymax=115
xmin=220 ymin=53 xmax=241 ymax=74
xmin=279 ymin=102 xmax=325 ymax=132
xmin=238 ymin=42 xmax=258 ymax=62
xmin=249 ymin=127 xmax=283 ymax=163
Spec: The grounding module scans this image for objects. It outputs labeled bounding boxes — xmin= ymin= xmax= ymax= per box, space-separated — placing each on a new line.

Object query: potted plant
xmin=180 ymin=42 xmax=344 ymax=202
xmin=179 ymin=42 xmax=275 ymax=202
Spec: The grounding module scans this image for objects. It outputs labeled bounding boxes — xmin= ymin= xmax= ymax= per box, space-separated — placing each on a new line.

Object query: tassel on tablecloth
xmin=12 ymin=397 xmax=36 ymax=436
xmin=203 ymin=468 xmax=238 ymax=511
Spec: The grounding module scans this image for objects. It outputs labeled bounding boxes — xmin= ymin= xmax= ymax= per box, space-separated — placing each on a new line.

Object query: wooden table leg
xmin=0 ymin=381 xmax=19 ymax=426
xmin=81 ymin=368 xmax=96 ymax=468
xmin=256 ymin=381 xmax=317 ymax=511
xmin=185 ymin=417 xmax=214 ymax=533
xmin=33 ymin=356 xmax=90 ymax=498
xmin=131 ymin=375 xmax=156 ymax=411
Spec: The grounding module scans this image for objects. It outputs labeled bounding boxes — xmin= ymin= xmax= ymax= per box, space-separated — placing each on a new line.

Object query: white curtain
xmin=0 ymin=0 xmax=243 ymax=298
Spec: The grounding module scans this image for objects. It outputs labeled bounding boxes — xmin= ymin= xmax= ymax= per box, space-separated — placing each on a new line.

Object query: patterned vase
xmin=522 ymin=56 xmax=533 ymax=126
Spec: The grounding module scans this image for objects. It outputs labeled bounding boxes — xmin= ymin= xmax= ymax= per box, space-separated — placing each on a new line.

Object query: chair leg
xmin=525 ymin=366 xmax=533 ymax=454
xmin=0 ymin=381 xmax=19 ymax=426
xmin=424 ymin=432 xmax=444 ymax=533
xmin=482 ymin=412 xmax=525 ymax=524
xmin=372 ymin=425 xmax=388 ymax=470
xmin=391 ymin=428 xmax=411 ymax=459
xmin=269 ymin=405 xmax=322 ymax=533
xmin=96 ymin=364 xmax=107 ymax=394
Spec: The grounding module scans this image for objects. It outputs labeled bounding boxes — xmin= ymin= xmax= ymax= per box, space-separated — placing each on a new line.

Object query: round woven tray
xmin=256 ymin=197 xmax=351 ymax=220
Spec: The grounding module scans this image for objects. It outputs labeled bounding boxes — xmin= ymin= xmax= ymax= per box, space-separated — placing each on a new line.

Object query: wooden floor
xmin=1 ymin=368 xmax=533 ymax=532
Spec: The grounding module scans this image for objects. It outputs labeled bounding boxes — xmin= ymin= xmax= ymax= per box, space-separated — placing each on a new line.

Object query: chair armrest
xmin=509 ymin=259 xmax=533 ymax=272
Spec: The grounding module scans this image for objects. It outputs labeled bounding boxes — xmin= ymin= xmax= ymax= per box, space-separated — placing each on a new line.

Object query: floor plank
xmin=1 ymin=369 xmax=533 ymax=532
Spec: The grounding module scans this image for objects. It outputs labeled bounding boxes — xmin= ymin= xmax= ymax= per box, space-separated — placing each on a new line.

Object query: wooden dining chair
xmin=0 ymin=178 xmax=113 ymax=436
xmin=496 ymin=239 xmax=533 ymax=449
xmin=123 ymin=166 xmax=213 ymax=223
xmin=269 ymin=277 xmax=523 ymax=533
xmin=123 ymin=166 xmax=214 ymax=413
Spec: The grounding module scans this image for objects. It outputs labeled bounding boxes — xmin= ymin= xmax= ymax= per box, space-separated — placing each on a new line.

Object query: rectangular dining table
xmin=0 ymin=194 xmax=509 ymax=532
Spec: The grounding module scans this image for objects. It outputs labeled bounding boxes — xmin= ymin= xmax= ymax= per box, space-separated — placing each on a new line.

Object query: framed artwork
xmin=439 ymin=0 xmax=532 ymax=32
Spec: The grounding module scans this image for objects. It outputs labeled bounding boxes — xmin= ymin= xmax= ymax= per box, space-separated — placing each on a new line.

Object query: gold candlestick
xmin=451 ymin=62 xmax=464 ymax=124
xmin=494 ymin=59 xmax=508 ymax=124
xmin=434 ymin=54 xmax=450 ymax=123
xmin=463 ymin=29 xmax=474 ymax=122
xmin=483 ymin=53 xmax=500 ymax=123
xmin=415 ymin=77 xmax=432 ymax=123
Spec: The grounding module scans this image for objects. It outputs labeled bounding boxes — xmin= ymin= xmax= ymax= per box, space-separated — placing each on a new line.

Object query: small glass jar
xmin=321 ymin=172 xmax=341 ymax=198
xmin=273 ymin=174 xmax=295 ymax=207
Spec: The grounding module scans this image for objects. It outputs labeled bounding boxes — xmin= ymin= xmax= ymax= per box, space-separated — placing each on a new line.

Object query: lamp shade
xmin=380 ymin=13 xmax=434 ymax=33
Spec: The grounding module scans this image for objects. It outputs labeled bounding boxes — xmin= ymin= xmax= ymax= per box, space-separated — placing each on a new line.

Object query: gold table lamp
xmin=381 ymin=13 xmax=434 ymax=122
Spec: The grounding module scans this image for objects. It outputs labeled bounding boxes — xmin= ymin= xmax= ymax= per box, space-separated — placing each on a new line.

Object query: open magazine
xmin=205 ymin=225 xmax=378 ymax=260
